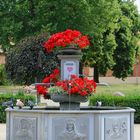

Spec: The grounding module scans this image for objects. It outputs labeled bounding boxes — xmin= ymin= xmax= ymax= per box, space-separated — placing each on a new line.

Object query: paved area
xmin=0 ymin=124 xmax=6 ymax=140
xmin=99 ymin=77 xmax=140 ymax=85
xmin=0 ymin=123 xmax=140 ymax=140
xmin=135 ymin=124 xmax=140 ymax=140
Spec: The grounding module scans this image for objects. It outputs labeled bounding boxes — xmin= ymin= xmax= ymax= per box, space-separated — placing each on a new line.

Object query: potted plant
xmin=36 ymin=69 xmax=96 ymax=110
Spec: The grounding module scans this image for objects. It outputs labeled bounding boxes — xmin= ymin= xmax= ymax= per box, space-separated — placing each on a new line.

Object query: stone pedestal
xmin=57 ymin=54 xmax=82 ymax=80
xmin=6 ymin=107 xmax=135 ymax=140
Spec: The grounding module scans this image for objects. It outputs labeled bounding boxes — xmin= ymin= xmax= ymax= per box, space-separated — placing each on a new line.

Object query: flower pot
xmin=58 ymin=47 xmax=82 ymax=55
xmin=50 ymin=94 xmax=88 ymax=110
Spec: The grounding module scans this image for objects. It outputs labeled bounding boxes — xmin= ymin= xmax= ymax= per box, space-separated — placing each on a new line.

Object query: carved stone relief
xmin=105 ymin=117 xmax=128 ymax=140
xmin=52 ymin=117 xmax=89 ymax=140
xmin=13 ymin=117 xmax=37 ymax=140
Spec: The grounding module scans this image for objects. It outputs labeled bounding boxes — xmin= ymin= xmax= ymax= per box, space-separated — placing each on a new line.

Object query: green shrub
xmin=89 ymin=93 xmax=140 ymax=123
xmin=0 ymin=64 xmax=8 ymax=85
xmin=0 ymin=92 xmax=36 ymax=123
xmin=6 ymin=34 xmax=59 ymax=85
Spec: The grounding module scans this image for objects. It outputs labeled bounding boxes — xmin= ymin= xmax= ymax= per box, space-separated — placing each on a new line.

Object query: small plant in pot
xmin=48 ymin=86 xmax=64 ymax=95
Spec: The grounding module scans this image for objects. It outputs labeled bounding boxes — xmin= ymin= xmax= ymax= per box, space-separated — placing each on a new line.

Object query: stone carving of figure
xmin=58 ymin=120 xmax=86 ymax=140
xmin=15 ymin=119 xmax=33 ymax=140
xmin=106 ymin=120 xmax=127 ymax=138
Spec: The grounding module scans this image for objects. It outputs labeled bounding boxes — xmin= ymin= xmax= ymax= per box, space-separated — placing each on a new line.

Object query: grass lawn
xmin=96 ymin=84 xmax=140 ymax=95
xmin=0 ymin=85 xmax=23 ymax=93
xmin=0 ymin=84 xmax=140 ymax=95
xmin=0 ymin=85 xmax=23 ymax=90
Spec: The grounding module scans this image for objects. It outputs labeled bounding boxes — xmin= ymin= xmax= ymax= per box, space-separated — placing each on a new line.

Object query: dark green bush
xmin=0 ymin=92 xmax=36 ymax=123
xmin=6 ymin=34 xmax=59 ymax=85
xmin=89 ymin=93 xmax=140 ymax=123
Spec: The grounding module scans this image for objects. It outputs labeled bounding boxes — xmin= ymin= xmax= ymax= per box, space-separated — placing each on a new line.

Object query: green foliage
xmin=0 ymin=64 xmax=8 ymax=85
xmin=83 ymin=0 xmax=140 ymax=82
xmin=41 ymin=0 xmax=92 ymax=34
xmin=5 ymin=34 xmax=59 ymax=85
xmin=0 ymin=92 xmax=36 ymax=123
xmin=112 ymin=1 xmax=140 ymax=79
xmin=0 ymin=0 xmax=91 ymax=51
xmin=99 ymin=32 xmax=118 ymax=75
xmin=82 ymin=0 xmax=121 ymax=82
xmin=90 ymin=93 xmax=140 ymax=123
xmin=0 ymin=0 xmax=45 ymax=51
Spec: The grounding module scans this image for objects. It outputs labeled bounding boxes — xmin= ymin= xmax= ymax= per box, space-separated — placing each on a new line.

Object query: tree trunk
xmin=94 ymin=65 xmax=99 ymax=83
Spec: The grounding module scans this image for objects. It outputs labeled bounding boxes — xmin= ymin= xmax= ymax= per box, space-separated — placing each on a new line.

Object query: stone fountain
xmin=6 ymin=48 xmax=135 ymax=140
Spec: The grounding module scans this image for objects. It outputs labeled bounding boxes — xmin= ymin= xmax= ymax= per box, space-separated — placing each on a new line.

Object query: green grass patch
xmin=0 ymin=85 xmax=23 ymax=90
xmin=96 ymin=84 xmax=140 ymax=95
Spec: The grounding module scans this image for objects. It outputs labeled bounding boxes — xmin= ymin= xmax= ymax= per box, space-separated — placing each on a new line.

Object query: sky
xmin=135 ymin=0 xmax=140 ymax=12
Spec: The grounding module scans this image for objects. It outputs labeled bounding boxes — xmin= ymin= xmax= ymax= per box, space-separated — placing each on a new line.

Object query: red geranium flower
xmin=43 ymin=29 xmax=90 ymax=53
xmin=36 ymin=69 xmax=96 ymax=98
xmin=36 ymin=85 xmax=46 ymax=95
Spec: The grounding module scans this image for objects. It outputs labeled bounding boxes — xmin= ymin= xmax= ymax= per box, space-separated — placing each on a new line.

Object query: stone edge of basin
xmin=5 ymin=106 xmax=135 ymax=114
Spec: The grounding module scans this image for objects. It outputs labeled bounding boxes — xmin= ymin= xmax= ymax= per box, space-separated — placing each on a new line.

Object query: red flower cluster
xmin=36 ymin=85 xmax=46 ymax=95
xmin=36 ymin=69 xmax=59 ymax=96
xmin=56 ymin=75 xmax=96 ymax=96
xmin=36 ymin=69 xmax=96 ymax=98
xmin=43 ymin=29 xmax=90 ymax=53
xmin=42 ymin=69 xmax=59 ymax=83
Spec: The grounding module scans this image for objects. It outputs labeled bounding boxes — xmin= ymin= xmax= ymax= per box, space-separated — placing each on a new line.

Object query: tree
xmin=39 ymin=0 xmax=124 ymax=83
xmin=5 ymin=34 xmax=59 ymax=85
xmin=112 ymin=0 xmax=140 ymax=79
xmin=1 ymin=0 xmax=140 ymax=83
xmin=82 ymin=0 xmax=121 ymax=82
xmin=0 ymin=0 xmax=50 ymax=51
xmin=0 ymin=0 xmax=92 ymax=51
xmin=1 ymin=0 xmax=119 ymax=83
xmin=83 ymin=0 xmax=140 ymax=82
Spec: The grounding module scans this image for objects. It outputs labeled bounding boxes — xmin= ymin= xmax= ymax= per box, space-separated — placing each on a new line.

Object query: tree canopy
xmin=112 ymin=0 xmax=140 ymax=79
xmin=83 ymin=0 xmax=140 ymax=82
xmin=1 ymin=0 xmax=140 ymax=83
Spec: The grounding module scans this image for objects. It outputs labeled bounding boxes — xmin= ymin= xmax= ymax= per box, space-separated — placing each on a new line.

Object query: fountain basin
xmin=6 ymin=106 xmax=135 ymax=140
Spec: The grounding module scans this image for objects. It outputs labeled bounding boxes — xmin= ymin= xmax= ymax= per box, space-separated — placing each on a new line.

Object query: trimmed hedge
xmin=0 ymin=92 xmax=36 ymax=123
xmin=89 ymin=93 xmax=140 ymax=123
